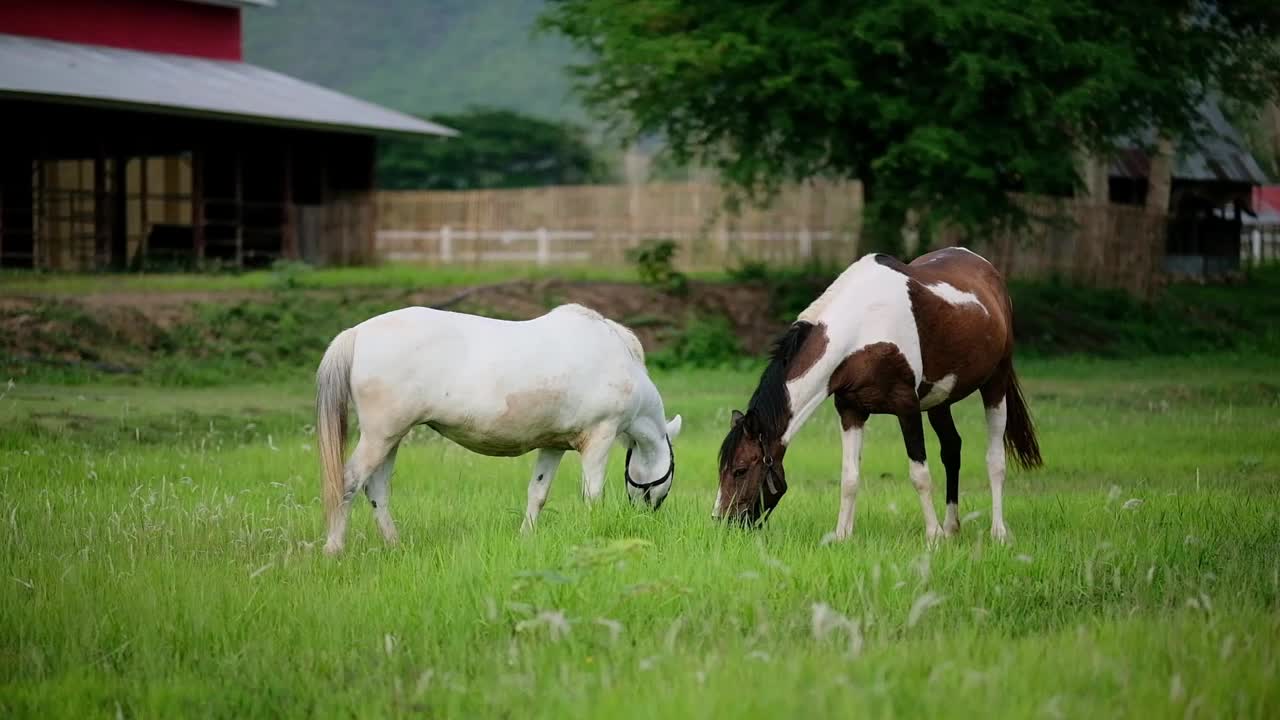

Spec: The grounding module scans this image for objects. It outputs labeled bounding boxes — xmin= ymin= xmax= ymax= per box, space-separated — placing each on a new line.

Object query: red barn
xmin=0 ymin=0 xmax=455 ymax=270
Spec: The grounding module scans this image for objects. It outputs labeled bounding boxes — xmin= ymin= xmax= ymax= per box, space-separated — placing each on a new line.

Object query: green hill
xmin=242 ymin=0 xmax=585 ymax=122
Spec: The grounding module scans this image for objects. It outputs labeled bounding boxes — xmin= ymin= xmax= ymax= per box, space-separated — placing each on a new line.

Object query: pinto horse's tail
xmin=1003 ymin=361 xmax=1042 ymax=470
xmin=317 ymin=328 xmax=357 ymax=524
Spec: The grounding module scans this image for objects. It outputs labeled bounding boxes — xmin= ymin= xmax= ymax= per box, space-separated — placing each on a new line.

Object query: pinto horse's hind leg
xmin=364 ymin=444 xmax=401 ymax=545
xmin=981 ymin=394 xmax=1010 ymax=543
xmin=522 ymin=449 xmax=565 ymax=533
xmin=324 ymin=433 xmax=398 ymax=555
xmin=898 ymin=412 xmax=943 ymax=544
xmin=927 ymin=405 xmax=962 ymax=537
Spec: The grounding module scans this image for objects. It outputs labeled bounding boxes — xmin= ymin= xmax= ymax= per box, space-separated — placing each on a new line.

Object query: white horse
xmin=316 ymin=303 xmax=683 ymax=555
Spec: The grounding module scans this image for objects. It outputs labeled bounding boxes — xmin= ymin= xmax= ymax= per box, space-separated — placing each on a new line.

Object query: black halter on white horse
xmin=625 ymin=437 xmax=675 ymax=509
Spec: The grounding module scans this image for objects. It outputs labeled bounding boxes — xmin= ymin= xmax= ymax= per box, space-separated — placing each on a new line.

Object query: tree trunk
xmin=1265 ymin=100 xmax=1280 ymax=177
xmin=1146 ymin=134 xmax=1175 ymax=214
xmin=1074 ymin=148 xmax=1110 ymax=204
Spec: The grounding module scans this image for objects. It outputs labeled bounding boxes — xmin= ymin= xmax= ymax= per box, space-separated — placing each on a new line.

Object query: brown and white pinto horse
xmin=715 ymin=247 xmax=1041 ymax=542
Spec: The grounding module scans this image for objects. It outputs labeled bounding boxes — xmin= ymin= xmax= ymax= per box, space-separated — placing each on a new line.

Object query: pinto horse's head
xmin=624 ymin=415 xmax=683 ymax=510
xmin=715 ymin=409 xmax=787 ymax=525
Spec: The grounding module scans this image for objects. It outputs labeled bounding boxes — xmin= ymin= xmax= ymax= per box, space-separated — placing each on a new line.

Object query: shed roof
xmin=1110 ymin=99 xmax=1267 ymax=185
xmin=0 ymin=33 xmax=456 ymax=138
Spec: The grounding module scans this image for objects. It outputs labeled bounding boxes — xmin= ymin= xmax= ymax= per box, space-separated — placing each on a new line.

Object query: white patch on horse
xmin=924 ymin=281 xmax=988 ymax=315
xmin=942 ymin=502 xmax=960 ymax=536
xmin=951 ymin=246 xmax=985 ymax=260
xmin=918 ymin=373 xmax=957 ymax=410
xmin=986 ymin=398 xmax=1009 ymax=543
xmin=785 ymin=256 xmax=922 ymax=444
xmin=909 ymin=460 xmax=943 ymax=542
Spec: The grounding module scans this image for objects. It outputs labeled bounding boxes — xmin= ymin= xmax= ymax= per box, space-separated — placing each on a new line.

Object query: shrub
xmin=649 ymin=313 xmax=744 ymax=370
xmin=626 ymin=239 xmax=688 ymax=296
xmin=269 ymin=259 xmax=315 ymax=290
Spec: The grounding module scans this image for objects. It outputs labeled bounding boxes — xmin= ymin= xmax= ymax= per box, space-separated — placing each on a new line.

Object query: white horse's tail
xmin=317 ymin=328 xmax=356 ymax=523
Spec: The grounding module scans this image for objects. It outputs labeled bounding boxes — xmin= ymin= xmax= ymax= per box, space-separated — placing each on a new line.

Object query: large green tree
xmin=542 ymin=1 xmax=1280 ymax=246
xmin=378 ymin=109 xmax=610 ymax=190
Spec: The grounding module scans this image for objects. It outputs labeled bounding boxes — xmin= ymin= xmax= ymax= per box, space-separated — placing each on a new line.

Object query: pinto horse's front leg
xmin=927 ymin=406 xmax=962 ymax=537
xmin=832 ymin=395 xmax=868 ymax=541
xmin=899 ymin=412 xmax=943 ymax=544
xmin=522 ymin=448 xmax=565 ymax=533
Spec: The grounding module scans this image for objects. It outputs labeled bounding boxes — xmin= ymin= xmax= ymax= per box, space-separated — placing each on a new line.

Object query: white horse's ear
xmin=666 ymin=414 xmax=683 ymax=440
xmin=731 ymin=410 xmax=745 ymax=427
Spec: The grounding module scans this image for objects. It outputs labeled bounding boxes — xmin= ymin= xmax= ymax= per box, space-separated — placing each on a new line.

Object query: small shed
xmin=1108 ymin=100 xmax=1269 ymax=277
xmin=0 ymin=0 xmax=455 ymax=271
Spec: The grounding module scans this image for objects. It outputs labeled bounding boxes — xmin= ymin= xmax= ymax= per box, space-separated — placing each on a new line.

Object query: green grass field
xmin=2 ymin=354 xmax=1278 ymax=718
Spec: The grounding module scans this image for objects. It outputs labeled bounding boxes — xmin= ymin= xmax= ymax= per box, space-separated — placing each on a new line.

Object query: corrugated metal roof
xmin=0 ymin=33 xmax=457 ymax=137
xmin=1110 ymin=98 xmax=1267 ymax=184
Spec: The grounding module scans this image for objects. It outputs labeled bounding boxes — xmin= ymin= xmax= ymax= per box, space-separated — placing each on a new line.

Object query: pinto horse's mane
xmin=718 ymin=321 xmax=815 ymax=471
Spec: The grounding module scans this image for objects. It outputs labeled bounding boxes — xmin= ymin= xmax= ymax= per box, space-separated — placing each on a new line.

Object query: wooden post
xmin=93 ymin=148 xmax=108 ymax=269
xmin=441 ymin=224 xmax=453 ymax=263
xmin=111 ymin=155 xmax=129 ymax=270
xmin=282 ymin=144 xmax=298 ymax=260
xmin=233 ymin=149 xmax=244 ymax=268
xmin=1146 ymin=135 xmax=1175 ymax=215
xmin=192 ymin=148 xmax=206 ymax=267
xmin=139 ymin=155 xmax=149 ymax=267
xmin=536 ymin=226 xmax=550 ymax=266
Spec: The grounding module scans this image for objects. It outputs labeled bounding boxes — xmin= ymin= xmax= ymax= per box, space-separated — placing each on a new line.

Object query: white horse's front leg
xmin=579 ymin=425 xmax=616 ymax=504
xmin=522 ymin=448 xmax=565 ymax=533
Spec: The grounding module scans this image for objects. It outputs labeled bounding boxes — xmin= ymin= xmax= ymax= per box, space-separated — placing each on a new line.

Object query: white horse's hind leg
xmin=985 ymin=398 xmax=1009 ymax=543
xmin=522 ymin=449 xmax=565 ymax=533
xmin=324 ymin=434 xmax=396 ymax=555
xmin=364 ymin=444 xmax=401 ymax=545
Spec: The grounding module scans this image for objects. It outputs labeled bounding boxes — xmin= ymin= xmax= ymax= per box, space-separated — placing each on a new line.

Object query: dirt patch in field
xmin=0 ymin=280 xmax=786 ymax=374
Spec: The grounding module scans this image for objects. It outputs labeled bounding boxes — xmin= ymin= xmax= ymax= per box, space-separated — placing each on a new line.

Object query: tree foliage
xmin=541 ymin=1 xmax=1280 ymax=245
xmin=377 ymin=109 xmax=610 ymax=190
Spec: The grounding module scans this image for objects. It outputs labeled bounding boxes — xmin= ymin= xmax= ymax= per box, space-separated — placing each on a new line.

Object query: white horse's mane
xmin=553 ymin=304 xmax=645 ymax=364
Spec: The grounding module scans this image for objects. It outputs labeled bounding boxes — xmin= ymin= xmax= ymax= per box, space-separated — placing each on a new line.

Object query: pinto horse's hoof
xmin=991 ymin=524 xmax=1010 ymax=544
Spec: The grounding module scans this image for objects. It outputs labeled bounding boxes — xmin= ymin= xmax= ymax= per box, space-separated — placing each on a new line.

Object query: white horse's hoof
xmin=925 ymin=525 xmax=944 ymax=547
xmin=323 ymin=540 xmax=343 ymax=556
xmin=823 ymin=528 xmax=852 ymax=545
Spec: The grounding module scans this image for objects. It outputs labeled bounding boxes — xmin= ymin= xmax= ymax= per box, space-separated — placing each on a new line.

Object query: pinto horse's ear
xmin=666 ymin=414 xmax=683 ymax=440
xmin=731 ymin=410 xmax=745 ymax=427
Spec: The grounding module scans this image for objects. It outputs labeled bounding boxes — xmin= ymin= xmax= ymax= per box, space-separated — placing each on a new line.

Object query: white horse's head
xmin=624 ymin=415 xmax=683 ymax=510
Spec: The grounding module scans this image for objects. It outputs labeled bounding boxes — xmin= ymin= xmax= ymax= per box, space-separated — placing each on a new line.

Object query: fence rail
xmin=375 ymin=181 xmax=865 ymax=270
xmin=374 ymin=182 xmax=1167 ymax=297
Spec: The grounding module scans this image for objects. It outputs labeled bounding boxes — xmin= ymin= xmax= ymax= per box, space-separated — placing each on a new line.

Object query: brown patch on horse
xmin=885 ymin=248 xmax=1015 ymax=406
xmin=828 ymin=342 xmax=920 ymax=418
xmin=785 ymin=323 xmax=829 ymax=381
xmin=832 ymin=394 xmax=869 ymax=431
